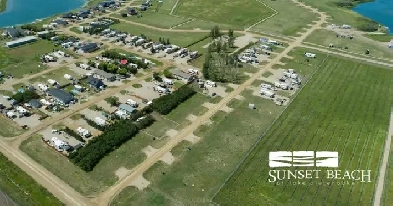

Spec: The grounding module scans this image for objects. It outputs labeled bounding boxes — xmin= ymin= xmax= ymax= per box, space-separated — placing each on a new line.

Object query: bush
xmin=64 ymin=127 xmax=85 ymax=143
xmin=151 ymin=86 xmax=196 ymax=115
xmin=69 ymin=118 xmax=154 ymax=171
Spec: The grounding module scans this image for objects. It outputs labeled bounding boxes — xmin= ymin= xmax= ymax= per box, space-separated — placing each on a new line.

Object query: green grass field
xmin=110 ymin=23 xmax=208 ymax=47
xmin=0 ymin=115 xmax=23 ymax=137
xmin=20 ymin=94 xmax=211 ymax=195
xmin=0 ymin=40 xmax=56 ymax=78
xmin=249 ymin=0 xmax=317 ymax=36
xmin=111 ymin=12 xmax=189 ymax=29
xmin=213 ymin=56 xmax=393 ymax=205
xmin=364 ymin=34 xmax=392 ymax=42
xmin=304 ymin=29 xmax=393 ymax=59
xmin=173 ymin=0 xmax=276 ymax=30
xmin=111 ymin=90 xmax=284 ymax=205
xmin=0 ymin=152 xmax=63 ymax=205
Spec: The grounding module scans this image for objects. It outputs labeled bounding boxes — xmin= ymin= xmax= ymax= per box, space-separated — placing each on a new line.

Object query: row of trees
xmin=64 ymin=127 xmax=85 ymax=143
xmin=81 ymin=115 xmax=106 ymax=131
xmin=151 ymin=86 xmax=196 ymax=115
xmin=21 ymin=24 xmax=45 ymax=32
xmin=158 ymin=37 xmax=170 ymax=45
xmin=12 ymin=90 xmax=40 ymax=104
xmin=210 ymin=26 xmax=235 ymax=48
xmin=69 ymin=116 xmax=155 ymax=171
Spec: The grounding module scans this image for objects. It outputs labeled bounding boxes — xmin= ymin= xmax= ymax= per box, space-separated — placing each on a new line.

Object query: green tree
xmin=166 ymin=38 xmax=170 ymax=45
xmin=118 ymin=68 xmax=127 ymax=75
xmin=153 ymin=72 xmax=162 ymax=82
xmin=163 ymin=69 xmax=173 ymax=78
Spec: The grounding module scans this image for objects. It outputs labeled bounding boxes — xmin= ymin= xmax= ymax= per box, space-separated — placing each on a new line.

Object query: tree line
xmin=68 ymin=116 xmax=155 ymax=171
xmin=151 ymin=86 xmax=196 ymax=115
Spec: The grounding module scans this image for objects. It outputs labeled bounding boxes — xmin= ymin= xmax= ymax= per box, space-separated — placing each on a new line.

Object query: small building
xmin=77 ymin=127 xmax=91 ymax=138
xmin=87 ymin=76 xmax=105 ymax=89
xmin=3 ymin=28 xmax=25 ymax=38
xmin=5 ymin=36 xmax=37 ymax=48
xmin=94 ymin=117 xmax=106 ymax=126
xmin=80 ymin=43 xmax=99 ymax=53
xmin=341 ymin=24 xmax=351 ymax=29
xmin=37 ymin=31 xmax=50 ymax=37
xmin=52 ymin=19 xmax=69 ymax=26
xmin=29 ymin=99 xmax=42 ymax=108
xmin=47 ymin=88 xmax=74 ymax=105
xmin=93 ymin=69 xmax=116 ymax=82
xmin=119 ymin=103 xmax=136 ymax=114
xmin=171 ymin=69 xmax=194 ymax=83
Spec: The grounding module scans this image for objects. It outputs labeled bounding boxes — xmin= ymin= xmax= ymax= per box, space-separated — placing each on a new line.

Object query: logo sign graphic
xmin=269 ymin=151 xmax=338 ymax=167
xmin=268 ymin=151 xmax=372 ymax=183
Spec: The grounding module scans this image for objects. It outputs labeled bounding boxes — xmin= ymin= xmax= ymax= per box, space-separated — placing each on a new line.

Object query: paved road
xmin=373 ymin=109 xmax=393 ymax=206
xmin=0 ymin=190 xmax=16 ymax=206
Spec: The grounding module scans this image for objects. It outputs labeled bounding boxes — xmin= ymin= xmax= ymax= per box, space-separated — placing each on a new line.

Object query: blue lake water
xmin=0 ymin=0 xmax=86 ymax=28
xmin=353 ymin=0 xmax=393 ymax=33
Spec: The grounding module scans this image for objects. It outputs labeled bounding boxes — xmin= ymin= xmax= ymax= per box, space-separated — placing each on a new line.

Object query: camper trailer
xmin=205 ymin=80 xmax=216 ymax=87
xmin=260 ymin=89 xmax=275 ymax=98
xmin=163 ymin=78 xmax=174 ymax=85
xmin=260 ymin=83 xmax=272 ymax=90
xmin=126 ymin=99 xmax=138 ymax=107
xmin=304 ymin=53 xmax=316 ymax=58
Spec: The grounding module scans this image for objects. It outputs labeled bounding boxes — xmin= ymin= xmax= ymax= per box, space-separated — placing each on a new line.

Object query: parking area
xmin=13 ymin=114 xmax=41 ymax=128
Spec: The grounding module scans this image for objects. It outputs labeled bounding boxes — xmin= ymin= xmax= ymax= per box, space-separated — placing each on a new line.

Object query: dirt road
xmin=95 ymin=2 xmax=328 ymax=205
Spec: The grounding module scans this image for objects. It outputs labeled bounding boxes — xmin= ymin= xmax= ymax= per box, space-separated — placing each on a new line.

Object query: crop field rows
xmin=213 ymin=57 xmax=393 ymax=205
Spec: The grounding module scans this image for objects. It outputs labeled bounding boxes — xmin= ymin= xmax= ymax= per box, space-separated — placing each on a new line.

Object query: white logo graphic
xmin=269 ymin=151 xmax=338 ymax=168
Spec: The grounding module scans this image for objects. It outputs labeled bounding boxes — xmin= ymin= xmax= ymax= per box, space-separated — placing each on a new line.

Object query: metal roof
xmin=6 ymin=36 xmax=37 ymax=46
xmin=47 ymin=89 xmax=74 ymax=104
xmin=119 ymin=103 xmax=136 ymax=113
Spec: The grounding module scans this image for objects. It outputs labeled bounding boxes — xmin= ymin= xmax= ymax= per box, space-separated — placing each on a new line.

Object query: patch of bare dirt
xmin=220 ymin=105 xmax=234 ymax=113
xmin=203 ymin=102 xmax=215 ymax=109
xmin=159 ymin=152 xmax=175 ymax=165
xmin=130 ymin=175 xmax=150 ymax=191
xmin=115 ymin=167 xmax=131 ymax=180
xmin=166 ymin=129 xmax=178 ymax=138
xmin=184 ymin=133 xmax=201 ymax=144
xmin=142 ymin=145 xmax=158 ymax=158
xmin=186 ymin=114 xmax=198 ymax=122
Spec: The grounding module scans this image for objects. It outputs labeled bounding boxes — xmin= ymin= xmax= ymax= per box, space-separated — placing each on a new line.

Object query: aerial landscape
xmin=0 ymin=0 xmax=392 ymax=205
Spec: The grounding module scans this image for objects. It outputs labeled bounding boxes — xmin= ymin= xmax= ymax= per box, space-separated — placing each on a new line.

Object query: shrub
xmin=12 ymin=90 xmax=40 ymax=104
xmin=64 ymin=127 xmax=85 ymax=143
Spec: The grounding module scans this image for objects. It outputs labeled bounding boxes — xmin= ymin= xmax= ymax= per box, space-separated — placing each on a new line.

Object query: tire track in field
xmin=332 ymin=64 xmax=374 ymax=205
xmin=289 ymin=59 xmax=356 ymax=201
xmin=319 ymin=66 xmax=368 ymax=204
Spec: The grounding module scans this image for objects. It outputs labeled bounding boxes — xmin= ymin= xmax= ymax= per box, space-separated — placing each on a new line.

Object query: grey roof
xmin=29 ymin=99 xmax=42 ymax=108
xmin=171 ymin=69 xmax=192 ymax=79
xmin=94 ymin=69 xmax=115 ymax=79
xmin=6 ymin=36 xmax=37 ymax=47
xmin=119 ymin=104 xmax=136 ymax=113
xmin=47 ymin=89 xmax=74 ymax=104
xmin=5 ymin=28 xmax=24 ymax=38
xmin=80 ymin=42 xmax=98 ymax=52
xmin=87 ymin=76 xmax=105 ymax=88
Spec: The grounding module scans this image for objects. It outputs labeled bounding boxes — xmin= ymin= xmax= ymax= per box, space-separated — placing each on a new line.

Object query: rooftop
xmin=6 ymin=36 xmax=37 ymax=46
xmin=94 ymin=69 xmax=115 ymax=79
xmin=47 ymin=89 xmax=74 ymax=104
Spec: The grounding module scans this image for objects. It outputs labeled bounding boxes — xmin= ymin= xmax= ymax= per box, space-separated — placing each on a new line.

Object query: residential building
xmin=52 ymin=19 xmax=69 ymax=26
xmin=80 ymin=43 xmax=99 ymax=53
xmin=5 ymin=36 xmax=37 ymax=48
xmin=119 ymin=103 xmax=136 ymax=114
xmin=47 ymin=88 xmax=74 ymax=105
xmin=87 ymin=76 xmax=105 ymax=89
xmin=93 ymin=69 xmax=116 ymax=82
xmin=171 ymin=69 xmax=194 ymax=83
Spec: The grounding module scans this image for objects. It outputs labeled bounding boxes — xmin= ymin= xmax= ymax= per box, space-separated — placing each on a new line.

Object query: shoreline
xmin=0 ymin=0 xmax=89 ymax=28
xmin=0 ymin=0 xmax=7 ymax=14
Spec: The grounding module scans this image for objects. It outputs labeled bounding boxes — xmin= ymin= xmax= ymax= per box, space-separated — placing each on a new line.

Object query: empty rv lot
xmin=0 ymin=0 xmax=393 ymax=205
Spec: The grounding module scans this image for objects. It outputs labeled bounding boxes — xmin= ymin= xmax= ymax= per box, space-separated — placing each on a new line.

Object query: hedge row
xmin=151 ymin=86 xmax=196 ymax=115
xmin=64 ymin=127 xmax=85 ymax=143
xmin=185 ymin=34 xmax=211 ymax=48
xmin=69 ymin=116 xmax=155 ymax=171
xmin=81 ymin=115 xmax=106 ymax=131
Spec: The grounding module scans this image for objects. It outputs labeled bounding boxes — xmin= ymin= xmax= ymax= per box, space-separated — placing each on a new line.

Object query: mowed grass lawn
xmin=112 ymin=90 xmax=284 ymax=205
xmin=304 ymin=29 xmax=393 ymax=59
xmin=20 ymin=94 xmax=211 ymax=195
xmin=0 ymin=153 xmax=62 ymax=205
xmin=0 ymin=40 xmax=56 ymax=78
xmin=0 ymin=115 xmax=23 ymax=137
xmin=173 ymin=0 xmax=276 ymax=30
xmin=250 ymin=0 xmax=317 ymax=36
xmin=214 ymin=57 xmax=393 ymax=205
xmin=110 ymin=23 xmax=208 ymax=47
xmin=384 ymin=150 xmax=393 ymax=205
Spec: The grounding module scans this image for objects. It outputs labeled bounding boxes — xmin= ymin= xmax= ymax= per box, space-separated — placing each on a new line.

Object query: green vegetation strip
xmin=214 ymin=57 xmax=393 ymax=205
xmin=0 ymin=152 xmax=63 ymax=205
xmin=0 ymin=0 xmax=6 ymax=13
